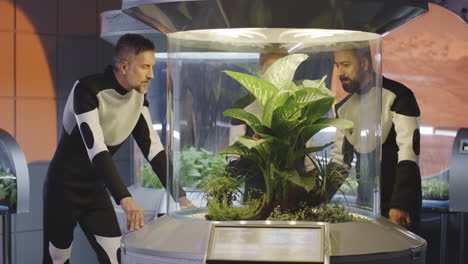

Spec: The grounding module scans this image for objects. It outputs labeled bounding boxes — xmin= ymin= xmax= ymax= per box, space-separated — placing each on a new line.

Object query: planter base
xmin=121 ymin=215 xmax=426 ymax=264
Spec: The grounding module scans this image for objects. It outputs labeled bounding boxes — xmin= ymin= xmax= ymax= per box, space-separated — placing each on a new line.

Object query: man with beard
xmin=331 ymin=46 xmax=422 ymax=232
xmin=43 ymin=34 xmax=194 ymax=264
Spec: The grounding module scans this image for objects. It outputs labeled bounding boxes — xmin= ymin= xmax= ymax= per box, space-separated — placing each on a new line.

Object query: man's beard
xmin=339 ymin=76 xmax=361 ymax=94
xmin=135 ymin=82 xmax=149 ymax=94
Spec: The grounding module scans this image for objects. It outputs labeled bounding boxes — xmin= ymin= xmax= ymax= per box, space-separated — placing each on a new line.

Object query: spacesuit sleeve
xmin=329 ymin=128 xmax=351 ymax=168
xmin=388 ymin=92 xmax=422 ymax=211
xmin=132 ymin=100 xmax=186 ymax=198
xmin=73 ymin=80 xmax=131 ymax=205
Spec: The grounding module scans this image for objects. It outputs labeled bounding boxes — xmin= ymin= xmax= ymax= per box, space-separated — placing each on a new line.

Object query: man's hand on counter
xmin=120 ymin=197 xmax=145 ymax=232
xmin=179 ymin=196 xmax=196 ymax=210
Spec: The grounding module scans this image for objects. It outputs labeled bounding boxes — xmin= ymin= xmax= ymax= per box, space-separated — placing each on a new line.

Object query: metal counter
xmin=121 ymin=216 xmax=426 ymax=264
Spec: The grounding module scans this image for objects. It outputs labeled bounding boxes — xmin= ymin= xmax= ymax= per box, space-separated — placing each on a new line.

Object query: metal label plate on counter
xmin=206 ymin=223 xmax=328 ymax=263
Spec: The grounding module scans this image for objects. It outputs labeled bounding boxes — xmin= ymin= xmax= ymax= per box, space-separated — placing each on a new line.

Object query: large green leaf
xmin=270 ymin=102 xmax=308 ymax=135
xmin=288 ymin=81 xmax=299 ymax=92
xmin=262 ymin=91 xmax=290 ymax=128
xmin=263 ymin=54 xmax=309 ymax=90
xmin=302 ymin=76 xmax=335 ymax=97
xmin=302 ymin=75 xmax=327 ymax=89
xmin=238 ymin=136 xmax=266 ymax=149
xmin=249 ymin=137 xmax=290 ymax=165
xmin=302 ymin=78 xmax=336 ymax=97
xmin=223 ymin=107 xmax=272 ymax=138
xmin=302 ymin=78 xmax=325 ymax=89
xmin=302 ymin=97 xmax=335 ymax=125
xmin=295 ymin=141 xmax=335 ymax=159
xmin=273 ymin=102 xmax=307 ymax=122
xmin=281 ymin=169 xmax=316 ymax=192
xmin=315 ymin=118 xmax=354 ymax=132
xmin=272 ymin=117 xmax=305 ymax=138
xmin=250 ymin=124 xmax=274 ymax=139
xmin=223 ymin=108 xmax=261 ymax=128
xmin=224 ymin=71 xmax=277 ymax=106
xmin=300 ymin=124 xmax=332 ymax=142
xmin=289 ymin=87 xmax=334 ymax=104
xmin=268 ymin=84 xmax=335 ymax=137
xmin=218 ymin=142 xmax=256 ymax=161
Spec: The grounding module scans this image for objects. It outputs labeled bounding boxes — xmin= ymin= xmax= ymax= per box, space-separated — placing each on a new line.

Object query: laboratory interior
xmin=0 ymin=0 xmax=467 ymax=263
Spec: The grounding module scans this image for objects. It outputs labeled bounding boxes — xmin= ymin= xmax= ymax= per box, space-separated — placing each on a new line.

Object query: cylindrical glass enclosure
xmin=164 ymin=28 xmax=382 ymax=221
xmin=0 ymin=129 xmax=29 ymax=214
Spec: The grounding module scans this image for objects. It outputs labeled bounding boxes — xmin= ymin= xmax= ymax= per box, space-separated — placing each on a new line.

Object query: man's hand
xmin=178 ymin=196 xmax=196 ymax=210
xmin=389 ymin=208 xmax=411 ymax=228
xmin=120 ymin=197 xmax=144 ymax=232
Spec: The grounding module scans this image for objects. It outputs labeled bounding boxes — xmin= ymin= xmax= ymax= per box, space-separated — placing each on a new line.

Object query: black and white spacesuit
xmin=331 ymin=76 xmax=422 ymax=230
xmin=43 ymin=66 xmax=183 ymax=263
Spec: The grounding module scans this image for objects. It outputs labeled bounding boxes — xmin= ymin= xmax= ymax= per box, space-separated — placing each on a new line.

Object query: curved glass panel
xmin=0 ymin=129 xmax=29 ymax=214
xmin=165 ymin=28 xmax=382 ymax=221
xmin=123 ymin=0 xmax=428 ymax=35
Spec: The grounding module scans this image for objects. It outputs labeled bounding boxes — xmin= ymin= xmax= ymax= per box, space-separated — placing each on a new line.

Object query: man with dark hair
xmin=43 ymin=34 xmax=193 ymax=264
xmin=332 ymin=46 xmax=422 ymax=231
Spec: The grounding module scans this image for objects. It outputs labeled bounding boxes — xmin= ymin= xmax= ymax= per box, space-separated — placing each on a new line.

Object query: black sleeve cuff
xmin=150 ymin=151 xmax=186 ymax=198
xmin=389 ymin=160 xmax=422 ymax=212
xmin=92 ymin=151 xmax=132 ymax=205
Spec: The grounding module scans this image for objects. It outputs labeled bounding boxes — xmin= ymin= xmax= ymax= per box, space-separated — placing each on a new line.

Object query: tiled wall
xmin=0 ymin=0 xmax=135 ymax=263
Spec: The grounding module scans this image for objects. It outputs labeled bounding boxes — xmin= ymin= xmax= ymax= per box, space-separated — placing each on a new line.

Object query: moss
xmin=205 ymin=198 xmax=264 ymax=221
xmin=267 ymin=202 xmax=358 ymax=223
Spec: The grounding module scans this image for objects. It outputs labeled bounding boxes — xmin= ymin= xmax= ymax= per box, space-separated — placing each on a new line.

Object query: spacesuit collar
xmin=105 ymin=65 xmax=129 ymax=95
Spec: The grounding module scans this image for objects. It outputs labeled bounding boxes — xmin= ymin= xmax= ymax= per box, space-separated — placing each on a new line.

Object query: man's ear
xmin=361 ymin=57 xmax=370 ymax=72
xmin=119 ymin=59 xmax=128 ymax=74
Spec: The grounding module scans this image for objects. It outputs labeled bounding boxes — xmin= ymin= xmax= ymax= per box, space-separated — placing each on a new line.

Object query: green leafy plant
xmin=141 ymin=162 xmax=164 ymax=189
xmin=140 ymin=147 xmax=227 ymax=189
xmin=176 ymin=147 xmax=227 ymax=187
xmin=286 ymin=152 xmax=353 ymax=208
xmin=200 ymin=162 xmax=264 ymax=221
xmin=0 ymin=165 xmax=17 ymax=210
xmin=306 ymin=153 xmax=351 ymax=204
xmin=205 ymin=197 xmax=264 ymax=221
xmin=338 ymin=178 xmax=358 ymax=196
xmin=219 ymin=54 xmax=353 ymax=207
xmin=201 ymin=174 xmax=243 ymax=208
xmin=422 ymin=179 xmax=449 ymax=200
